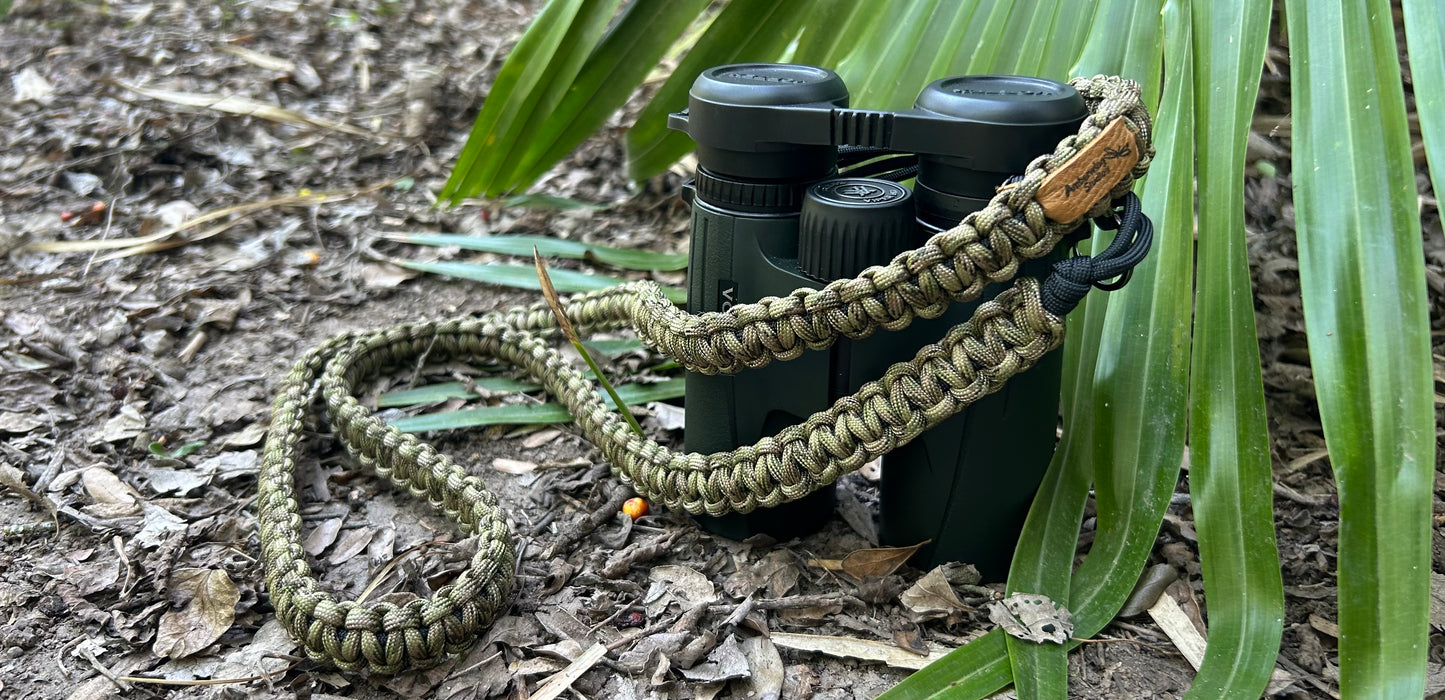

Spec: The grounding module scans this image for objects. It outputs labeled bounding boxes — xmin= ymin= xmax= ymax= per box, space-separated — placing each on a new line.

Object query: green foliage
xmin=392 ymin=233 xmax=687 ymax=271
xmin=1185 ymin=0 xmax=1283 ymax=696
xmin=446 ymin=0 xmax=1440 ymax=696
xmin=1288 ymin=0 xmax=1435 ymax=694
xmin=388 ymin=377 xmax=684 ymax=432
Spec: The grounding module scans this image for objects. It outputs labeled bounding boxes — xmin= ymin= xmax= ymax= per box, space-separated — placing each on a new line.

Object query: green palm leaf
xmin=1287 ymin=0 xmax=1435 ymax=694
xmin=1403 ymin=0 xmax=1445 ymax=196
xmin=1184 ymin=0 xmax=1283 ymax=696
xmin=441 ymin=0 xmax=622 ymax=203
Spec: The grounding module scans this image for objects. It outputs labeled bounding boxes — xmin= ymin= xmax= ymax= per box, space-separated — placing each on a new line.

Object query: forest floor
xmin=1 ymin=1 xmax=1442 ymax=699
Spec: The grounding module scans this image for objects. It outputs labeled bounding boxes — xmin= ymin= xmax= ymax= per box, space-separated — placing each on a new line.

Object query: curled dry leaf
xmin=809 ymin=540 xmax=929 ymax=580
xmin=154 ymin=568 xmax=241 ymax=659
xmin=899 ymin=566 xmax=969 ymax=620
xmin=988 ymin=592 xmax=1073 ymax=644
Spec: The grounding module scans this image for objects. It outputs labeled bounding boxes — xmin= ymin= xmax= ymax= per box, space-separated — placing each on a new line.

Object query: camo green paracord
xmin=257 ymin=75 xmax=1154 ymax=674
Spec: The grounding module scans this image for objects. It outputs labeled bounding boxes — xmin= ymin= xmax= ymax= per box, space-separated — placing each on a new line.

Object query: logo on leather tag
xmin=1035 ymin=117 xmax=1138 ymax=223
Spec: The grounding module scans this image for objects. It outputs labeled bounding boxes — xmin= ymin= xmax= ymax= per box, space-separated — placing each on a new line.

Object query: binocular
xmin=669 ymin=63 xmax=1089 ymax=577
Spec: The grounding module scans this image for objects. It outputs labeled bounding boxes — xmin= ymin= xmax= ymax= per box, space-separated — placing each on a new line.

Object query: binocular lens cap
xmin=915 ymin=75 xmax=1083 ymax=125
xmin=799 ymin=178 xmax=915 ymax=281
xmin=692 ymin=63 xmax=848 ymax=107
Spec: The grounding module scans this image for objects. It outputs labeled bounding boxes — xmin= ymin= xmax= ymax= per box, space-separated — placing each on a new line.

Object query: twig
xmin=542 ymin=486 xmax=630 ymax=560
xmin=599 ymin=530 xmax=682 ymax=578
xmin=117 ymin=660 xmax=303 ymax=686
xmin=526 ymin=643 xmax=607 ymax=700
xmin=1273 ymin=481 xmax=1333 ymax=507
xmin=749 ymin=592 xmax=868 ymax=611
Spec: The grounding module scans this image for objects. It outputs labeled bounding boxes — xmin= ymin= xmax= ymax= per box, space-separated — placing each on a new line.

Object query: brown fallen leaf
xmin=810 ymin=541 xmax=929 ymax=581
xmin=154 ymin=568 xmax=240 ymax=659
xmin=899 ymin=566 xmax=969 ymax=620
xmin=327 ymin=527 xmax=376 ymax=566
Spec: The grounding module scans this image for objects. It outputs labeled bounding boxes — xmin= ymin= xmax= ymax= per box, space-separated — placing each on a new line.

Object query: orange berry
xmin=622 ymin=497 xmax=650 ymax=520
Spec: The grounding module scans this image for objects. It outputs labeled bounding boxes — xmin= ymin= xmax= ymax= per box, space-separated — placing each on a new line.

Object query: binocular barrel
xmin=670 ymin=63 xmax=1085 ymax=577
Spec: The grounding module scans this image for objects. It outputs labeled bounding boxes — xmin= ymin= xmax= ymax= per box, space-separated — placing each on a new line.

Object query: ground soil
xmin=0 ymin=1 xmax=1441 ymax=699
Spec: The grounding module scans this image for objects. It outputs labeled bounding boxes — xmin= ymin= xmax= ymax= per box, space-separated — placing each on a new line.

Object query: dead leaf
xmin=12 ymin=67 xmax=55 ymax=105
xmin=154 ymin=569 xmax=240 ymax=659
xmin=0 ymin=411 xmax=43 ymax=434
xmin=900 ymin=566 xmax=968 ymax=620
xmin=522 ymin=428 xmax=563 ymax=449
xmin=303 ymin=518 xmax=344 ymax=557
xmin=769 ymin=632 xmax=953 ymax=670
xmin=811 ymin=541 xmax=928 ymax=580
xmin=143 ymin=466 xmax=212 ymax=496
xmin=493 ymin=458 xmax=538 ymax=474
xmin=81 ymin=467 xmax=140 ymax=507
xmin=679 ymin=634 xmax=750 ymax=683
xmin=735 ymin=634 xmax=785 ymax=700
xmin=988 ymin=593 xmax=1073 ymax=644
xmin=1119 ymin=563 xmax=1177 ymax=617
xmin=135 ymin=503 xmax=187 ymax=548
xmin=91 ymin=405 xmax=147 ymax=444
xmin=892 ymin=620 xmax=929 ymax=655
xmin=644 ymin=402 xmax=686 ymax=431
xmin=220 ymin=423 xmax=268 ymax=448
xmin=1308 ymin=614 xmax=1340 ymax=638
xmin=723 ymin=550 xmax=799 ymax=598
xmin=197 ymin=450 xmax=259 ymax=481
xmin=212 ymin=620 xmax=296 ymax=680
xmin=648 ymin=565 xmax=717 ymax=606
xmin=327 ymin=528 xmax=375 ymax=566
xmin=361 ymin=261 xmax=418 ymax=288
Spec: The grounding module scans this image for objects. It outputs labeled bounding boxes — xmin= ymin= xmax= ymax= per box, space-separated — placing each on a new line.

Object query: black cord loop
xmin=1038 ymin=192 xmax=1154 ymax=316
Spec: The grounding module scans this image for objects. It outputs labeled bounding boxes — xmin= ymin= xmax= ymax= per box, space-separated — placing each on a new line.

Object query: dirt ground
xmin=0 ymin=1 xmax=1441 ymax=699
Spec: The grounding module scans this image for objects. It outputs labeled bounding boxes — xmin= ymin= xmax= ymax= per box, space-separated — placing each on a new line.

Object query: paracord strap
xmin=257 ymin=75 xmax=1155 ymax=673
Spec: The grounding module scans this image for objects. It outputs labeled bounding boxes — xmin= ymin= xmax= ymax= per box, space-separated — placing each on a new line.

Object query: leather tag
xmin=1035 ymin=117 xmax=1138 ymax=222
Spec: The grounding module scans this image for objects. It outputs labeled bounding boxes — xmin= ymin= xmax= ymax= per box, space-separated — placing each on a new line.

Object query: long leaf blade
xmin=379 ymin=378 xmax=540 ymax=407
xmin=1005 ymin=2 xmax=1167 ymax=696
xmin=1287 ymin=0 xmax=1435 ymax=695
xmin=394 ymin=259 xmax=687 ymax=305
xmin=495 ymin=0 xmax=713 ymax=193
xmin=393 ymin=233 xmax=688 ymax=271
xmin=1068 ymin=0 xmax=1191 ymax=644
xmin=389 ymin=377 xmax=685 ymax=432
xmin=1185 ymin=0 xmax=1283 ymax=696
xmin=876 ymin=630 xmax=1013 ymax=700
xmin=1403 ymin=0 xmax=1445 ymax=198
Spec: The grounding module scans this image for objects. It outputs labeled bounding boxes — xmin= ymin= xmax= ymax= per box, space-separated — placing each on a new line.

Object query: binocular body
xmin=670 ymin=63 xmax=1086 ymax=577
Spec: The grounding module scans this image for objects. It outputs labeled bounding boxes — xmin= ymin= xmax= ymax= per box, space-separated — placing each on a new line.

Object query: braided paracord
xmin=257 ymin=75 xmax=1154 ymax=673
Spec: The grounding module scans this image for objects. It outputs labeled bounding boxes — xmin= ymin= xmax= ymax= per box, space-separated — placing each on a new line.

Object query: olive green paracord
xmin=257 ymin=75 xmax=1154 ymax=674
